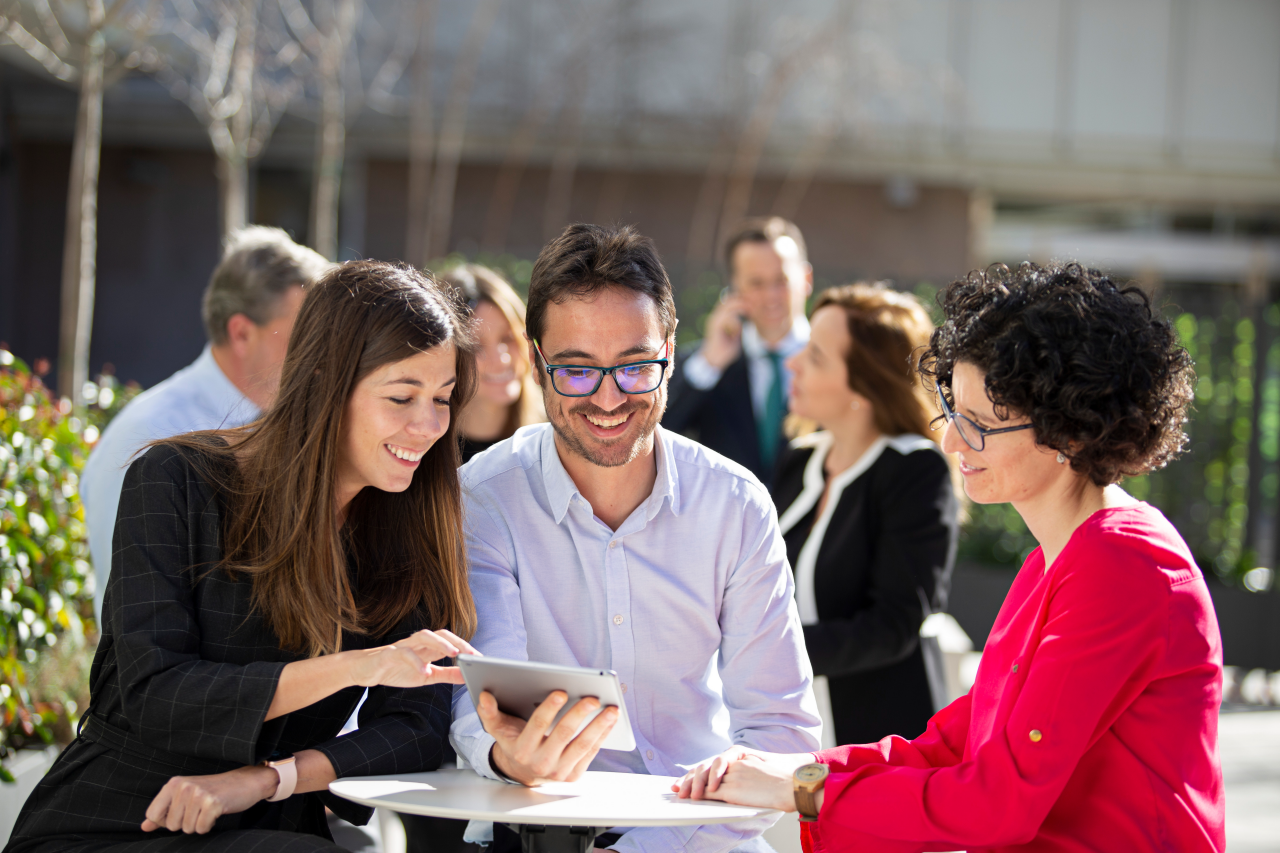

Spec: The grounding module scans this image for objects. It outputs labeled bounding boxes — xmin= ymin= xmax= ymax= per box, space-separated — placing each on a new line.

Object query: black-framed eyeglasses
xmin=532 ymin=339 xmax=671 ymax=397
xmin=934 ymin=386 xmax=1034 ymax=452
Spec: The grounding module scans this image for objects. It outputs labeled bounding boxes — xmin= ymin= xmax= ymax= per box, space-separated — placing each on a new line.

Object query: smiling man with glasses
xmin=450 ymin=223 xmax=821 ymax=853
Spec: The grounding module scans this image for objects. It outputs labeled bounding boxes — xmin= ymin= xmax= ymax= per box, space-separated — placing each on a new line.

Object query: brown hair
xmin=723 ymin=216 xmax=808 ymax=275
xmin=165 ymin=261 xmax=478 ymax=656
xmin=800 ymin=283 xmax=936 ymax=440
xmin=438 ymin=263 xmax=544 ymax=440
xmin=526 ymin=223 xmax=677 ymax=352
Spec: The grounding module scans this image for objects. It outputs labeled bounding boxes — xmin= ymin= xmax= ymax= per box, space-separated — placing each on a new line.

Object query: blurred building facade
xmin=0 ymin=0 xmax=1277 ymax=382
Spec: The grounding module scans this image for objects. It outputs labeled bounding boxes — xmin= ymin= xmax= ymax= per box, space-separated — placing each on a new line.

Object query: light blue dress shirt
xmin=451 ymin=423 xmax=821 ymax=853
xmin=81 ymin=346 xmax=259 ymax=619
xmin=681 ymin=317 xmax=810 ymax=416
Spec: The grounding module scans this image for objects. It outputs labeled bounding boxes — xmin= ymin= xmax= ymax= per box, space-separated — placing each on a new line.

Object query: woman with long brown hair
xmin=772 ymin=283 xmax=958 ymax=747
xmin=439 ymin=264 xmax=544 ymax=463
xmin=6 ymin=261 xmax=480 ymax=853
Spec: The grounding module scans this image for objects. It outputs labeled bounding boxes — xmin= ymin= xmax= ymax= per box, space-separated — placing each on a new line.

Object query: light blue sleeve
xmin=611 ymin=486 xmax=818 ymax=853
xmin=717 ymin=484 xmax=822 ymax=753
xmin=82 ymin=405 xmax=161 ymax=621
xmin=449 ymin=486 xmax=528 ymax=781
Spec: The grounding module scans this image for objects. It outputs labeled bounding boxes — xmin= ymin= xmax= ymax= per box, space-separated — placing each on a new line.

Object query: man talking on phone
xmin=663 ymin=217 xmax=813 ymax=486
xmin=450 ymin=223 xmax=821 ymax=852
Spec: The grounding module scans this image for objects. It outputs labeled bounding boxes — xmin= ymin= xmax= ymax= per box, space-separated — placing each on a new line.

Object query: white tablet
xmin=457 ymin=655 xmax=636 ymax=753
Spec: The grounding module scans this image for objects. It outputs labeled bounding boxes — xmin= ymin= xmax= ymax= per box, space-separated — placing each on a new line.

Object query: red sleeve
xmin=808 ymin=538 xmax=1172 ymax=852
xmin=815 ymin=691 xmax=972 ymax=773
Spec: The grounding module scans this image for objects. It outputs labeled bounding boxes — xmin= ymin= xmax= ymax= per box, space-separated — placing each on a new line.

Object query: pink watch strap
xmin=265 ymin=757 xmax=297 ymax=802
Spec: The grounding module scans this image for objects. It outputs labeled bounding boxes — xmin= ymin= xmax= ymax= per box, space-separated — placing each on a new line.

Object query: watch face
xmin=795 ymin=763 xmax=828 ymax=784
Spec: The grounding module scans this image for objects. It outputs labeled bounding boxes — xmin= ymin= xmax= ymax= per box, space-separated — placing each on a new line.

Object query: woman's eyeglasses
xmin=934 ymin=387 xmax=1034 ymax=452
xmin=532 ymin=339 xmax=670 ymax=397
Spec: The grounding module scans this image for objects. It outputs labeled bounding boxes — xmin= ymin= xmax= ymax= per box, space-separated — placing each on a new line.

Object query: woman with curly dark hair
xmin=676 ymin=262 xmax=1225 ymax=853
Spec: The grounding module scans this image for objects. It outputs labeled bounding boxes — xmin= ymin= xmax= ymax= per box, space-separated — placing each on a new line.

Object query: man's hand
xmin=699 ymin=294 xmax=746 ymax=370
xmin=479 ymin=690 xmax=618 ymax=786
xmin=142 ymin=764 xmax=277 ymax=834
xmin=348 ymin=629 xmax=479 ymax=689
xmin=673 ymin=748 xmax=813 ymax=812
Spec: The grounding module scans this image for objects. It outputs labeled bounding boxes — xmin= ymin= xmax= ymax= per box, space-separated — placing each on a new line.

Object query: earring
xmin=1056 ymin=452 xmax=1066 ymax=464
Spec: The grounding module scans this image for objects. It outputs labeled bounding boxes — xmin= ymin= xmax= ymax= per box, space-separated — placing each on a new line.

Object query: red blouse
xmin=804 ymin=503 xmax=1224 ymax=853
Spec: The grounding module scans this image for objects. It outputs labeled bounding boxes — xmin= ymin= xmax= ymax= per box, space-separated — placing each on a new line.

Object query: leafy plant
xmin=0 ymin=350 xmax=137 ymax=779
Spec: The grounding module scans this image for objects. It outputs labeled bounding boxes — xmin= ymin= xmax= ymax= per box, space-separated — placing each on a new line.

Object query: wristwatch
xmin=793 ymin=762 xmax=829 ymax=822
xmin=261 ymin=753 xmax=297 ymax=802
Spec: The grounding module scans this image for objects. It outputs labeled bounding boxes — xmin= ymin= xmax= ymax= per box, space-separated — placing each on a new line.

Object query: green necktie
xmin=759 ymin=350 xmax=786 ymax=471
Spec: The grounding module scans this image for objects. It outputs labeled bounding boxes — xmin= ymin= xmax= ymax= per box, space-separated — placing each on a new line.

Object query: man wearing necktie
xmin=665 ymin=217 xmax=813 ymax=485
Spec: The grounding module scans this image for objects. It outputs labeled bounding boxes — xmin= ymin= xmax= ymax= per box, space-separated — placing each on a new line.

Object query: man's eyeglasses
xmin=934 ymin=386 xmax=1034 ymax=452
xmin=532 ymin=339 xmax=671 ymax=398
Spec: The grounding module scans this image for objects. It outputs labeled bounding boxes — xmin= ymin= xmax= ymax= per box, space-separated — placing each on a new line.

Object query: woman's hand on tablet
xmin=267 ymin=630 xmax=479 ymax=721
xmin=350 ymin=629 xmax=480 ymax=689
xmin=480 ymin=690 xmax=618 ymax=786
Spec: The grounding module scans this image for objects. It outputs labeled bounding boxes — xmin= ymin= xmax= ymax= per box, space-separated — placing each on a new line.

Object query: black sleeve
xmin=312 ymin=615 xmax=454 ymax=780
xmin=804 ymin=449 xmax=959 ymax=678
xmin=108 ymin=446 xmax=287 ymax=767
xmin=662 ymin=342 xmax=711 ymax=437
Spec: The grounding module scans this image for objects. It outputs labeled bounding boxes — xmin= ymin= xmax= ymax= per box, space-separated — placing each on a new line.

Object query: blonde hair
xmin=439 ymin=264 xmax=544 ymax=438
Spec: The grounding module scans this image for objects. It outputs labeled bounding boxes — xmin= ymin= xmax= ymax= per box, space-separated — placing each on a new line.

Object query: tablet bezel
xmin=457 ymin=655 xmax=637 ymax=753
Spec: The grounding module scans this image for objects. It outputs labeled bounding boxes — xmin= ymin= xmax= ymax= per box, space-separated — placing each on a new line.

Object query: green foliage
xmin=428 ymin=252 xmax=535 ymax=302
xmin=0 ymin=350 xmax=139 ymax=774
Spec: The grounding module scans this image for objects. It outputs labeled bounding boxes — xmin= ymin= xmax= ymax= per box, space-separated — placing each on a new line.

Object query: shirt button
xmin=1012 ymin=664 xmax=1018 ymax=673
xmin=646 ymin=750 xmax=654 ymax=760
xmin=613 ymin=614 xmax=624 ymax=625
xmin=609 ymin=541 xmax=617 ymax=549
xmin=621 ymin=683 xmax=627 ymax=693
xmin=1029 ymin=729 xmax=1042 ymax=743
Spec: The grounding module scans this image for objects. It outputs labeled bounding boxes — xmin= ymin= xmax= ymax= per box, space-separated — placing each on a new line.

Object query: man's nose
xmin=590 ymin=373 xmax=628 ymax=410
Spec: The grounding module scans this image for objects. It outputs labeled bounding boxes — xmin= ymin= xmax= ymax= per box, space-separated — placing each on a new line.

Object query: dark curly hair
xmin=918 ymin=262 xmax=1195 ymax=486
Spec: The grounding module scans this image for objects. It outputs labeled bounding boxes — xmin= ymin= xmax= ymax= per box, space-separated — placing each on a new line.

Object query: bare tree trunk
xmin=309 ymin=0 xmax=357 ymax=260
xmin=217 ymin=0 xmax=260 ymax=238
xmin=57 ymin=1 xmax=105 ymax=403
xmin=404 ymin=0 xmax=436 ymax=268
xmin=540 ymin=63 xmax=589 ymax=242
xmin=217 ymin=154 xmax=249 ymax=236
xmin=684 ymin=130 xmax=734 ymax=273
xmin=771 ymin=118 xmax=838 ymax=221
xmin=480 ymin=94 xmax=554 ymax=252
xmin=481 ymin=8 xmax=602 ymax=252
xmin=425 ymin=0 xmax=500 ymax=261
xmin=717 ymin=17 xmax=848 ymax=249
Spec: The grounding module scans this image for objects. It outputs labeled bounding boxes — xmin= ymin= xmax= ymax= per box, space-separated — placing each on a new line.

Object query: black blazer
xmin=773 ymin=434 xmax=958 ymax=745
xmin=6 ymin=445 xmax=454 ymax=853
xmin=664 ymin=345 xmax=783 ymax=484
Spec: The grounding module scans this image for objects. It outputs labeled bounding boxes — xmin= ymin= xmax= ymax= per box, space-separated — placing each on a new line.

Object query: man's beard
xmin=545 ymin=387 xmax=666 ymax=469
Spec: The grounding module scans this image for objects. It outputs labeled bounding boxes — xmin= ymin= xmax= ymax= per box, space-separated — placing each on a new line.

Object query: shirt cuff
xmin=449 ymin=724 xmax=506 ymax=782
xmin=682 ymin=351 xmax=723 ymax=391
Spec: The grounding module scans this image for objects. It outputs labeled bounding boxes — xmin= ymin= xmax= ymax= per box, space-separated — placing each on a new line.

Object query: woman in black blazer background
xmin=774 ymin=283 xmax=959 ymax=747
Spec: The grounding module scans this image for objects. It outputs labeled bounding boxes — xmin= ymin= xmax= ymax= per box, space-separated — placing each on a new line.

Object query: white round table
xmin=329 ymin=767 xmax=778 ymax=852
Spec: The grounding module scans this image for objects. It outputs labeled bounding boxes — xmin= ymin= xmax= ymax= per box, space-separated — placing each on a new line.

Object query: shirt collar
xmin=741 ymin=315 xmax=811 ymax=360
xmin=195 ymin=345 xmax=260 ymax=419
xmin=539 ymin=423 xmax=680 ymax=526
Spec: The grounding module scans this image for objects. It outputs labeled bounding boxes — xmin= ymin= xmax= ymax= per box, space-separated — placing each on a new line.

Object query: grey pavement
xmin=1223 ymin=709 xmax=1280 ymax=852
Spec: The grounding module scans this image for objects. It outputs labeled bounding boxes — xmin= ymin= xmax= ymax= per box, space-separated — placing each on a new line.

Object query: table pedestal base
xmin=504 ymin=823 xmax=608 ymax=852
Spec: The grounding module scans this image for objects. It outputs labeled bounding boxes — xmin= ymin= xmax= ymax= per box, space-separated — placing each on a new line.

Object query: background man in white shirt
xmin=664 ymin=217 xmax=813 ymax=485
xmin=81 ymin=225 xmax=331 ymax=618
xmin=451 ymin=223 xmax=820 ymax=853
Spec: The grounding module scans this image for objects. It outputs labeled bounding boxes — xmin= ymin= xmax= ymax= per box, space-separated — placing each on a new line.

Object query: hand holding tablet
xmin=460 ymin=655 xmax=635 ymax=786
